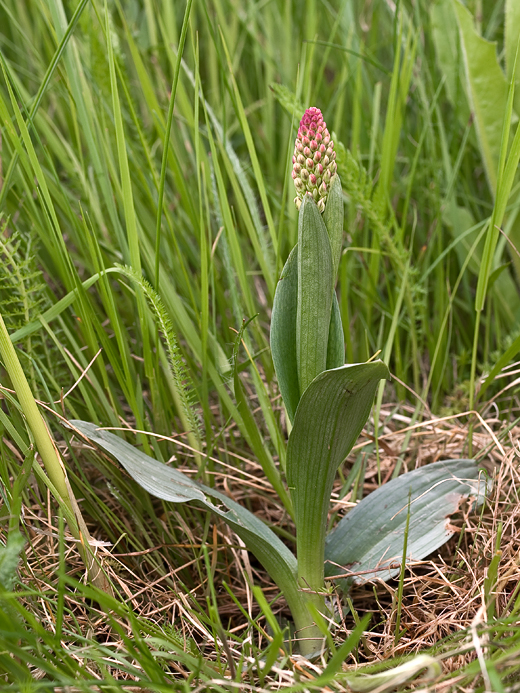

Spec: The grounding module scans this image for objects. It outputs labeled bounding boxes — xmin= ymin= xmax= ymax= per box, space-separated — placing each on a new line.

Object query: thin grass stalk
xmin=0 ymin=311 xmax=109 ymax=593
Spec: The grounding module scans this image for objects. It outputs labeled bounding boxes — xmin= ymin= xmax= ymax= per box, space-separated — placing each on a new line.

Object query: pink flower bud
xmin=292 ymin=107 xmax=337 ymax=213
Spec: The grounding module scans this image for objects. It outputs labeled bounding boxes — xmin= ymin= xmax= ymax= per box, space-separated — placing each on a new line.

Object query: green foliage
xmin=0 ymin=0 xmax=517 ymax=685
xmin=72 ymin=173 xmax=485 ymax=659
xmin=325 ymin=459 xmax=487 ymax=585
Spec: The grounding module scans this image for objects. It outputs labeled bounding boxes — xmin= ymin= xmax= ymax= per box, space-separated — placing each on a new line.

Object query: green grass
xmin=1 ymin=0 xmax=520 ymax=689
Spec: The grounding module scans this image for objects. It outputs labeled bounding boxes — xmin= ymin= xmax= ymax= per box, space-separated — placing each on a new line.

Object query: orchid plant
xmin=72 ymin=107 xmax=486 ymax=657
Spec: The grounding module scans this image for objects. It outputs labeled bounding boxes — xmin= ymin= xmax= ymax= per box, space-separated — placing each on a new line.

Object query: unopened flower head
xmin=291 ymin=107 xmax=337 ymax=213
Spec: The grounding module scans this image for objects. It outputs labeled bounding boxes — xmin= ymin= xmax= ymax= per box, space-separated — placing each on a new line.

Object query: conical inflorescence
xmin=292 ymin=107 xmax=337 ymax=213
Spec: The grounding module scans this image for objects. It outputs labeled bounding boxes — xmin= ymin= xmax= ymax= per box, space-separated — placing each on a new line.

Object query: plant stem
xmin=293 ymin=526 xmax=331 ymax=657
xmin=0 ymin=312 xmax=109 ymax=592
xmin=287 ymin=580 xmax=328 ymax=658
xmin=468 ymin=309 xmax=481 ymax=457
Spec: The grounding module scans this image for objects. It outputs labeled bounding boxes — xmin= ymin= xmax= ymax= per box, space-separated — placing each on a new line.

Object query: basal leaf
xmin=325 ymin=458 xmax=488 ymax=585
xmin=286 ymin=362 xmax=389 ymax=590
xmin=297 ymin=196 xmax=334 ymax=393
xmin=270 ymin=245 xmax=299 ymax=423
xmin=69 ymin=421 xmax=306 ymax=619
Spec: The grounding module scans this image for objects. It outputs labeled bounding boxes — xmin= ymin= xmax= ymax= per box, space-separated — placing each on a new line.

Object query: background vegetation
xmin=1 ymin=0 xmax=520 ymax=689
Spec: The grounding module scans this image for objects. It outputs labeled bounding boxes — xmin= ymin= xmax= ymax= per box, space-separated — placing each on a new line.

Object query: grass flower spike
xmin=292 ymin=107 xmax=337 ymax=213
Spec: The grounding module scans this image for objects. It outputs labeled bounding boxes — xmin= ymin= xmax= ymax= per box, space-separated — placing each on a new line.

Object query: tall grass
xmin=1 ymin=0 xmax=519 ymax=688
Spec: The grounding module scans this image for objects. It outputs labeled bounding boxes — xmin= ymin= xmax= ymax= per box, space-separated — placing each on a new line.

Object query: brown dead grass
xmin=4 ymin=401 xmax=520 ymax=690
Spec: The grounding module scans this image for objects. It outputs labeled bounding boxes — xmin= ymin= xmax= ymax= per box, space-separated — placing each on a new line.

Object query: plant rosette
xmin=71 ymin=107 xmax=489 ymax=658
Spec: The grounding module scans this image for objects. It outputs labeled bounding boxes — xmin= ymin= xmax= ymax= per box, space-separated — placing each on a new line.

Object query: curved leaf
xmin=68 ymin=420 xmax=306 ymax=620
xmin=286 ymin=362 xmax=389 ymax=591
xmin=453 ymin=0 xmax=508 ymax=192
xmin=325 ymin=458 xmax=488 ymax=585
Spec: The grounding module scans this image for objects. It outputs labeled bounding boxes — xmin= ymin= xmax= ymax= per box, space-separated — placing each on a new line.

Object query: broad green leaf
xmin=271 ymin=246 xmax=344 ymax=421
xmin=286 ymin=362 xmax=389 ymax=591
xmin=326 ymin=293 xmax=345 ymax=370
xmin=506 ymin=0 xmax=520 ymax=86
xmin=475 ymin=63 xmax=520 ymax=311
xmin=325 ymin=458 xmax=487 ymax=585
xmin=297 ymin=196 xmax=334 ymax=393
xmin=430 ymin=0 xmax=471 ymax=126
xmin=270 ymin=245 xmax=299 ymax=423
xmin=69 ymin=421 xmax=307 ymax=626
xmin=323 ymin=174 xmax=344 ymax=281
xmin=453 ymin=0 xmax=509 ymax=193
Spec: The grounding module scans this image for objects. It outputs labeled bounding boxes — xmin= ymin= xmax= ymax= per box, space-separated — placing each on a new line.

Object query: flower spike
xmin=292 ymin=107 xmax=337 ymax=213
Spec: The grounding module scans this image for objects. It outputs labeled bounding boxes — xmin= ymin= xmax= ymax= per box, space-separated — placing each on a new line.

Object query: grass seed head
xmin=292 ymin=107 xmax=337 ymax=213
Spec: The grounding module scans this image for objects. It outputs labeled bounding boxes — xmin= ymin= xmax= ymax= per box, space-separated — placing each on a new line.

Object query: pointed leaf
xmin=287 ymin=362 xmax=389 ymax=589
xmin=297 ymin=195 xmax=334 ymax=393
xmin=453 ymin=0 xmax=509 ymax=192
xmin=506 ymin=0 xmax=520 ymax=85
xmin=69 ymin=421 xmax=306 ymax=617
xmin=270 ymin=246 xmax=299 ymax=423
xmin=430 ymin=0 xmax=471 ymax=126
xmin=326 ymin=292 xmax=345 ymax=370
xmin=271 ymin=248 xmax=345 ymax=420
xmin=325 ymin=458 xmax=488 ymax=585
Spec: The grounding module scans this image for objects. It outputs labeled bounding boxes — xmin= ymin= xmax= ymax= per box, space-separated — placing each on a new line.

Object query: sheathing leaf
xmin=296 ymin=196 xmax=334 ymax=393
xmin=287 ymin=363 xmax=389 ymax=581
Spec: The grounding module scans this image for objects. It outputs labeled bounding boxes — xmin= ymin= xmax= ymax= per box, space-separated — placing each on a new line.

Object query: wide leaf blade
xmin=271 ymin=246 xmax=345 ymax=420
xmin=287 ymin=362 xmax=389 ymax=590
xmin=453 ymin=0 xmax=509 ymax=192
xmin=69 ymin=421 xmax=305 ymax=616
xmin=325 ymin=458 xmax=488 ymax=585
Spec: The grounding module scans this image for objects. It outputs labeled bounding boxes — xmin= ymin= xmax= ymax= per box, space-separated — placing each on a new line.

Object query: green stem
xmin=468 ymin=309 xmax=481 ymax=458
xmin=293 ymin=520 xmax=331 ymax=657
xmin=0 ymin=312 xmax=109 ymax=593
xmin=284 ymin=571 xmax=327 ymax=657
